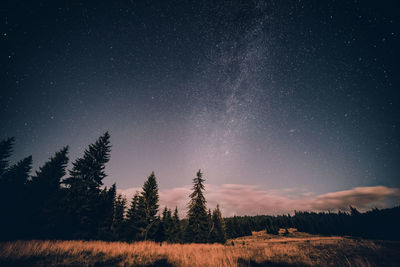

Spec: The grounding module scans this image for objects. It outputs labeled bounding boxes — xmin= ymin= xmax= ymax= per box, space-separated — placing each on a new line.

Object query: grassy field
xmin=1 ymin=229 xmax=399 ymax=267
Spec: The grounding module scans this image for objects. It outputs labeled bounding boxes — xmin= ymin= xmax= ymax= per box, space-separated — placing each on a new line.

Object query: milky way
xmin=186 ymin=3 xmax=268 ymax=176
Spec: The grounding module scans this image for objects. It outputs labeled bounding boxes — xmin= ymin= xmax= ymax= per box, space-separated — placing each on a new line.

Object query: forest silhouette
xmin=0 ymin=133 xmax=399 ymax=242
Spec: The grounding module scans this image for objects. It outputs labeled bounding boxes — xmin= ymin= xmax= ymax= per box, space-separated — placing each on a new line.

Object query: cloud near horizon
xmin=118 ymin=185 xmax=400 ymax=217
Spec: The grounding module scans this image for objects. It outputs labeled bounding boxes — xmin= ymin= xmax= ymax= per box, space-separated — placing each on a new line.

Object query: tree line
xmin=224 ymin=206 xmax=400 ymax=240
xmin=0 ymin=133 xmax=226 ymax=243
xmin=1 ymin=133 xmax=399 ymax=242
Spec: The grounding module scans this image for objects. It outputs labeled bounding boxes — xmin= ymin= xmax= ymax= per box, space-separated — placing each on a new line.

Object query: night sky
xmin=1 ymin=1 xmax=399 ymax=214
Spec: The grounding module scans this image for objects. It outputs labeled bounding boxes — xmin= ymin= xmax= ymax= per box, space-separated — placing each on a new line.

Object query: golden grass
xmin=1 ymin=231 xmax=399 ymax=266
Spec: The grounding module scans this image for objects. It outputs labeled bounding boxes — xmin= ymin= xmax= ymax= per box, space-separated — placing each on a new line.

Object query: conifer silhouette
xmin=209 ymin=205 xmax=226 ymax=244
xmin=62 ymin=132 xmax=111 ymax=239
xmin=185 ymin=170 xmax=209 ymax=243
xmin=0 ymin=137 xmax=14 ymax=176
xmin=28 ymin=147 xmax=69 ymax=238
xmin=0 ymin=155 xmax=32 ymax=239
xmin=126 ymin=192 xmax=142 ymax=241
xmin=138 ymin=172 xmax=159 ymax=240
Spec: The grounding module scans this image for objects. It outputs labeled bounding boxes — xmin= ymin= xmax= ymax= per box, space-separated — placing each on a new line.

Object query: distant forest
xmin=0 ymin=133 xmax=399 ymax=242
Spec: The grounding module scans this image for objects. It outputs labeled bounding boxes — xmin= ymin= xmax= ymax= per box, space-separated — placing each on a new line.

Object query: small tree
xmin=207 ymin=208 xmax=212 ymax=239
xmin=171 ymin=206 xmax=182 ymax=243
xmin=126 ymin=192 xmax=142 ymax=241
xmin=209 ymin=205 xmax=226 ymax=244
xmin=162 ymin=207 xmax=174 ymax=242
xmin=283 ymin=228 xmax=290 ymax=236
xmin=267 ymin=225 xmax=279 ymax=235
xmin=225 ymin=219 xmax=236 ymax=239
xmin=111 ymin=194 xmax=126 ymax=240
xmin=97 ymin=184 xmax=117 ymax=240
xmin=154 ymin=218 xmax=165 ymax=243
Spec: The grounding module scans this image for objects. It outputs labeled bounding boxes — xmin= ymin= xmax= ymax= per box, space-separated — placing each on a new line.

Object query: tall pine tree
xmin=185 ymin=170 xmax=209 ymax=243
xmin=138 ymin=172 xmax=159 ymax=240
xmin=27 ymin=147 xmax=69 ymax=238
xmin=62 ymin=132 xmax=111 ymax=239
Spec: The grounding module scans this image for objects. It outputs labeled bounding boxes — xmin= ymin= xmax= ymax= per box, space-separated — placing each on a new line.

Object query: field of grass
xmin=1 ymin=230 xmax=399 ymax=267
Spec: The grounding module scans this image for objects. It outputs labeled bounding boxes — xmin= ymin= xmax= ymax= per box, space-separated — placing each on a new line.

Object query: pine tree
xmin=154 ymin=218 xmax=165 ymax=243
xmin=138 ymin=172 xmax=159 ymax=240
xmin=0 ymin=137 xmax=15 ymax=239
xmin=111 ymin=194 xmax=126 ymax=240
xmin=136 ymin=193 xmax=148 ymax=239
xmin=27 ymin=147 xmax=69 ymax=238
xmin=65 ymin=132 xmax=111 ymax=189
xmin=0 ymin=137 xmax=14 ymax=176
xmin=171 ymin=206 xmax=182 ymax=243
xmin=185 ymin=170 xmax=209 ymax=243
xmin=126 ymin=192 xmax=142 ymax=241
xmin=162 ymin=207 xmax=174 ymax=242
xmin=97 ymin=184 xmax=117 ymax=240
xmin=0 ymin=156 xmax=32 ymax=240
xmin=209 ymin=205 xmax=226 ymax=244
xmin=207 ymin=208 xmax=212 ymax=239
xmin=30 ymin=147 xmax=68 ymax=191
xmin=225 ymin=218 xmax=236 ymax=239
xmin=1 ymin=156 xmax=32 ymax=189
xmin=267 ymin=225 xmax=279 ymax=235
xmin=62 ymin=132 xmax=111 ymax=239
xmin=232 ymin=216 xmax=240 ymax=237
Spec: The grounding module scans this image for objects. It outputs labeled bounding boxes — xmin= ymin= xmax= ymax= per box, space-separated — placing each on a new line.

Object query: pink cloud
xmin=309 ymin=186 xmax=400 ymax=211
xmin=118 ymin=185 xmax=400 ymax=217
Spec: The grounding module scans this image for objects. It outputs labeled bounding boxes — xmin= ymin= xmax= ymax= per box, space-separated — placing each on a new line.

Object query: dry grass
xmin=1 ymin=230 xmax=399 ymax=266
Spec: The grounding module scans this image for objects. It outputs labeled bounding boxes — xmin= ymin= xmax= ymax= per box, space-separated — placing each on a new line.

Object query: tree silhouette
xmin=111 ymin=194 xmax=126 ymax=240
xmin=2 ymin=136 xmax=400 ymax=242
xmin=0 ymin=155 xmax=32 ymax=240
xmin=27 ymin=147 xmax=69 ymax=238
xmin=126 ymin=192 xmax=142 ymax=241
xmin=207 ymin=208 xmax=212 ymax=239
xmin=153 ymin=220 xmax=164 ymax=243
xmin=97 ymin=184 xmax=117 ymax=240
xmin=209 ymin=205 xmax=226 ymax=244
xmin=138 ymin=172 xmax=160 ymax=240
xmin=185 ymin=170 xmax=209 ymax=243
xmin=171 ymin=206 xmax=182 ymax=243
xmin=62 ymin=132 xmax=111 ymax=239
xmin=162 ymin=207 xmax=175 ymax=242
xmin=1 ymin=156 xmax=32 ymax=189
xmin=0 ymin=137 xmax=14 ymax=176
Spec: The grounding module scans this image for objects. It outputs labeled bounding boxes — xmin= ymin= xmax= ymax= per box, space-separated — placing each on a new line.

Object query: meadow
xmin=1 ymin=230 xmax=399 ymax=267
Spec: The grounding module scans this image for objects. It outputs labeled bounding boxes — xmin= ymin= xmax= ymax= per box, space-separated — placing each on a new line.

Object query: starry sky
xmin=1 ymin=1 xmax=399 ymax=213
